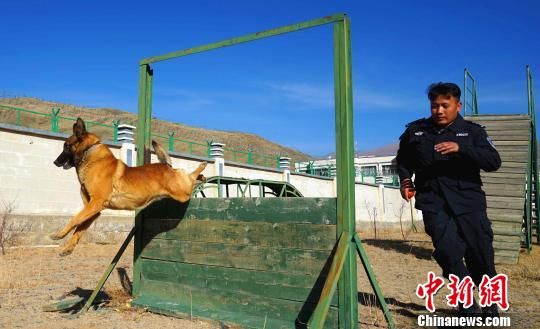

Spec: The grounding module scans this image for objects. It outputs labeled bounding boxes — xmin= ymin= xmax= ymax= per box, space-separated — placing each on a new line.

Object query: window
xmin=360 ymin=166 xmax=377 ymax=176
xmin=382 ymin=165 xmax=397 ymax=176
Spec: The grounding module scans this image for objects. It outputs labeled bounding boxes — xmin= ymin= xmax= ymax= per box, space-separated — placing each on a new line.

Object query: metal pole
xmin=51 ymin=108 xmax=60 ymax=132
xmin=168 ymin=131 xmax=175 ymax=151
xmin=78 ymin=228 xmax=136 ymax=315
xmin=112 ymin=120 xmax=120 ymax=142
xmin=334 ymin=16 xmax=358 ymax=329
xmin=527 ymin=65 xmax=540 ymax=243
xmin=133 ymin=64 xmax=153 ymax=297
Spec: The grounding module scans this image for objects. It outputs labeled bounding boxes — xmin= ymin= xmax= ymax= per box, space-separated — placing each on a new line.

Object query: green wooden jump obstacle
xmin=45 ymin=14 xmax=394 ymax=329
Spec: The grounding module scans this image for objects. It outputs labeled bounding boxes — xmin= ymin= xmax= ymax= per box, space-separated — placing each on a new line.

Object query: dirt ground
xmin=0 ymin=230 xmax=539 ymax=329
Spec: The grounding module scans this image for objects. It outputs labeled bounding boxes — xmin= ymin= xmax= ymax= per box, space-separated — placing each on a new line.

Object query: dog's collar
xmin=76 ymin=142 xmax=101 ymax=166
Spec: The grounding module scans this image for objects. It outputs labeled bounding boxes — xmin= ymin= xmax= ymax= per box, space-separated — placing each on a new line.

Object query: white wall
xmin=0 ymin=125 xmax=418 ymax=227
xmin=0 ymin=128 xmax=96 ymax=215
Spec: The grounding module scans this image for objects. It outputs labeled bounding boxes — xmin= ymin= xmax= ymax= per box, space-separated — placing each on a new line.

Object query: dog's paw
xmin=59 ymin=249 xmax=74 ymax=257
xmin=49 ymin=233 xmax=63 ymax=240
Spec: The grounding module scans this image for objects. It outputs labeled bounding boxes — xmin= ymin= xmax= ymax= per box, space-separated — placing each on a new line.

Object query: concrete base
xmin=4 ymin=214 xmax=134 ymax=246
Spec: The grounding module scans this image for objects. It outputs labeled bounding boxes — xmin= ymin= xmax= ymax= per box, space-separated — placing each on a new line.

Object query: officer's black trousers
xmin=422 ymin=208 xmax=497 ymax=286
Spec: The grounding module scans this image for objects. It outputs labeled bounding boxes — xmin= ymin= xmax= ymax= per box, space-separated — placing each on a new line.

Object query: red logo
xmin=416 ymin=271 xmax=445 ymax=312
xmin=446 ymin=274 xmax=474 ymax=308
xmin=478 ymin=274 xmax=509 ymax=311
xmin=416 ymin=273 xmax=509 ymax=312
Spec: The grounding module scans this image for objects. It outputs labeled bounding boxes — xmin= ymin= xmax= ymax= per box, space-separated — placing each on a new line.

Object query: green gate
xmin=133 ymin=198 xmax=338 ymax=327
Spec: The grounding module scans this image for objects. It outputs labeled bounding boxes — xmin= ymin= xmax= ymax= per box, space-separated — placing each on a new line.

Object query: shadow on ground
xmin=358 ymin=291 xmax=454 ymax=319
xmin=362 ymin=238 xmax=433 ymax=260
xmin=44 ymin=267 xmax=133 ymax=314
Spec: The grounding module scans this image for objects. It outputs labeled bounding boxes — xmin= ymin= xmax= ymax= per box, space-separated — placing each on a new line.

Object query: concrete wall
xmin=0 ymin=124 xmax=419 ymax=246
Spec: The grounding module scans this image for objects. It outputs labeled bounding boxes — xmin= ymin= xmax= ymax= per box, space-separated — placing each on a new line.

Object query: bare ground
xmin=0 ymin=230 xmax=538 ymax=329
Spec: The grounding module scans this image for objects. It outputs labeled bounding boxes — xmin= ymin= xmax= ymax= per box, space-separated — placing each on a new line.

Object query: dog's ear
xmin=73 ymin=118 xmax=87 ymax=138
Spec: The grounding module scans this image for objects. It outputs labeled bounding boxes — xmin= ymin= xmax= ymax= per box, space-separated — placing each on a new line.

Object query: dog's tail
xmin=152 ymin=140 xmax=172 ymax=166
xmin=190 ymin=162 xmax=207 ymax=182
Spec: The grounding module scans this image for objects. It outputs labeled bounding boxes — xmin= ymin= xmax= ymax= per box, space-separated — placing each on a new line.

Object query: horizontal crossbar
xmin=140 ymin=14 xmax=346 ymax=65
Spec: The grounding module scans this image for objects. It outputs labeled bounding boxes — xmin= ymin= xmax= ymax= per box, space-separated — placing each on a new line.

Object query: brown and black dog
xmin=52 ymin=118 xmax=207 ymax=256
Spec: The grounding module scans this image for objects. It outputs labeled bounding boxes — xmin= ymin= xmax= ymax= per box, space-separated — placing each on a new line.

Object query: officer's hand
xmin=400 ymin=178 xmax=416 ymax=201
xmin=434 ymin=141 xmax=459 ymax=155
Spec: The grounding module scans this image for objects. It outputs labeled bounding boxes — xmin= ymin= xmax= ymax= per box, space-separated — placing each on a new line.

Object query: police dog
xmin=52 ymin=118 xmax=207 ymax=256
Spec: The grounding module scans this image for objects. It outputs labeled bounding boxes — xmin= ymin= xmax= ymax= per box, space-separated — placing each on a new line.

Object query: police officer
xmin=396 ymin=82 xmax=501 ymax=316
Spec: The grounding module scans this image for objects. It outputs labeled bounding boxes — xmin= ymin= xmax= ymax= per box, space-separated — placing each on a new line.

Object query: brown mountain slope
xmin=0 ymin=97 xmax=311 ymax=166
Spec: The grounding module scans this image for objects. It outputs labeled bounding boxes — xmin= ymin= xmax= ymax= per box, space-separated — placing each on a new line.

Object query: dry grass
xmin=356 ymin=229 xmax=540 ymax=328
xmin=0 ymin=244 xmax=220 ymax=329
xmin=0 ymin=199 xmax=19 ymax=255
xmin=1 ymin=232 xmax=538 ymax=328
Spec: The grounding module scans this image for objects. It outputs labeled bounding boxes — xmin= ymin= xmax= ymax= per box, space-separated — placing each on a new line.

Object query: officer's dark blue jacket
xmin=396 ymin=114 xmax=501 ymax=215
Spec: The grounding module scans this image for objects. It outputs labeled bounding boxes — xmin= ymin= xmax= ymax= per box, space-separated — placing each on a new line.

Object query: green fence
xmin=0 ymin=105 xmax=124 ymax=142
xmin=0 ymin=104 xmax=291 ymax=169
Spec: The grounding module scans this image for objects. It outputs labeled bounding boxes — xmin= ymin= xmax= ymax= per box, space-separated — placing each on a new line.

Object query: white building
xmin=295 ymin=155 xmax=399 ymax=186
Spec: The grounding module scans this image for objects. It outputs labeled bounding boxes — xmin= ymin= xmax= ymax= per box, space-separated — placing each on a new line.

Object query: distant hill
xmin=356 ymin=143 xmax=399 ymax=157
xmin=0 ymin=97 xmax=311 ymax=166
xmin=320 ymin=143 xmax=399 ymax=160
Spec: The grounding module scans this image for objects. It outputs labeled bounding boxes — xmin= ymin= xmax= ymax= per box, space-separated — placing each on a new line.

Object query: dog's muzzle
xmin=54 ymin=152 xmax=74 ymax=170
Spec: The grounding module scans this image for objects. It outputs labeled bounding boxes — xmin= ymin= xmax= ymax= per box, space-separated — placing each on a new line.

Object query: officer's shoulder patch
xmin=405 ymin=117 xmax=430 ymax=128
xmin=464 ymin=120 xmax=486 ymax=129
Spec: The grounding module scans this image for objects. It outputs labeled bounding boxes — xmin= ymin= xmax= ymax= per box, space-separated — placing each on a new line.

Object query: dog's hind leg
xmin=190 ymin=162 xmax=208 ymax=181
xmin=59 ymin=214 xmax=100 ymax=256
xmin=50 ymin=199 xmax=104 ymax=242
xmin=152 ymin=140 xmax=171 ymax=166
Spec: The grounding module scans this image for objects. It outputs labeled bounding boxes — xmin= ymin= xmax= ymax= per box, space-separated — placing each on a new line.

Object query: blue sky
xmin=1 ymin=1 xmax=539 ymax=157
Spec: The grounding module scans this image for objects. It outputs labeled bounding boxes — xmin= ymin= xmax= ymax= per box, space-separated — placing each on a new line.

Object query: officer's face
xmin=430 ymin=95 xmax=462 ymax=127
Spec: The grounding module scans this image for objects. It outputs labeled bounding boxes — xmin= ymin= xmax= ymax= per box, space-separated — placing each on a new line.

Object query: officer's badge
xmin=487 ymin=137 xmax=496 ymax=149
xmin=415 ymin=131 xmax=424 ymax=136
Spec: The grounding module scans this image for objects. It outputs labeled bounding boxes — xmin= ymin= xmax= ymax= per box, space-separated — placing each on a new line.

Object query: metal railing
xmin=0 ymin=105 xmax=122 ymax=141
xmin=526 ymin=65 xmax=539 ymax=248
xmin=295 ymin=161 xmax=336 ymax=177
xmin=295 ymin=161 xmax=400 ymax=186
xmin=0 ymin=104 xmax=292 ymax=169
xmin=464 ymin=68 xmax=479 ymax=116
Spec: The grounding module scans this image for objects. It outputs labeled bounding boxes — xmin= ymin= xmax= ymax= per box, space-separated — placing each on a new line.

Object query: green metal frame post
xmin=334 ymin=17 xmax=358 ymax=329
xmin=247 ymin=149 xmax=253 ymax=164
xmin=134 ymin=63 xmax=153 ymax=297
xmin=112 ymin=120 xmax=120 ymax=142
xmin=78 ymin=228 xmax=136 ymax=314
xmin=168 ymin=131 xmax=175 ymax=151
xmin=51 ymin=108 xmax=61 ymax=132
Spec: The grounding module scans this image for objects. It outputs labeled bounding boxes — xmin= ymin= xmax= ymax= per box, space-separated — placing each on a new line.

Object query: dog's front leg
xmin=59 ymin=214 xmax=100 ymax=256
xmin=50 ymin=199 xmax=104 ymax=243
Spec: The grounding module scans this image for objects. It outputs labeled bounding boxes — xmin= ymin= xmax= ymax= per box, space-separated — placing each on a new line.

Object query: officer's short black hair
xmin=427 ymin=82 xmax=461 ymax=101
